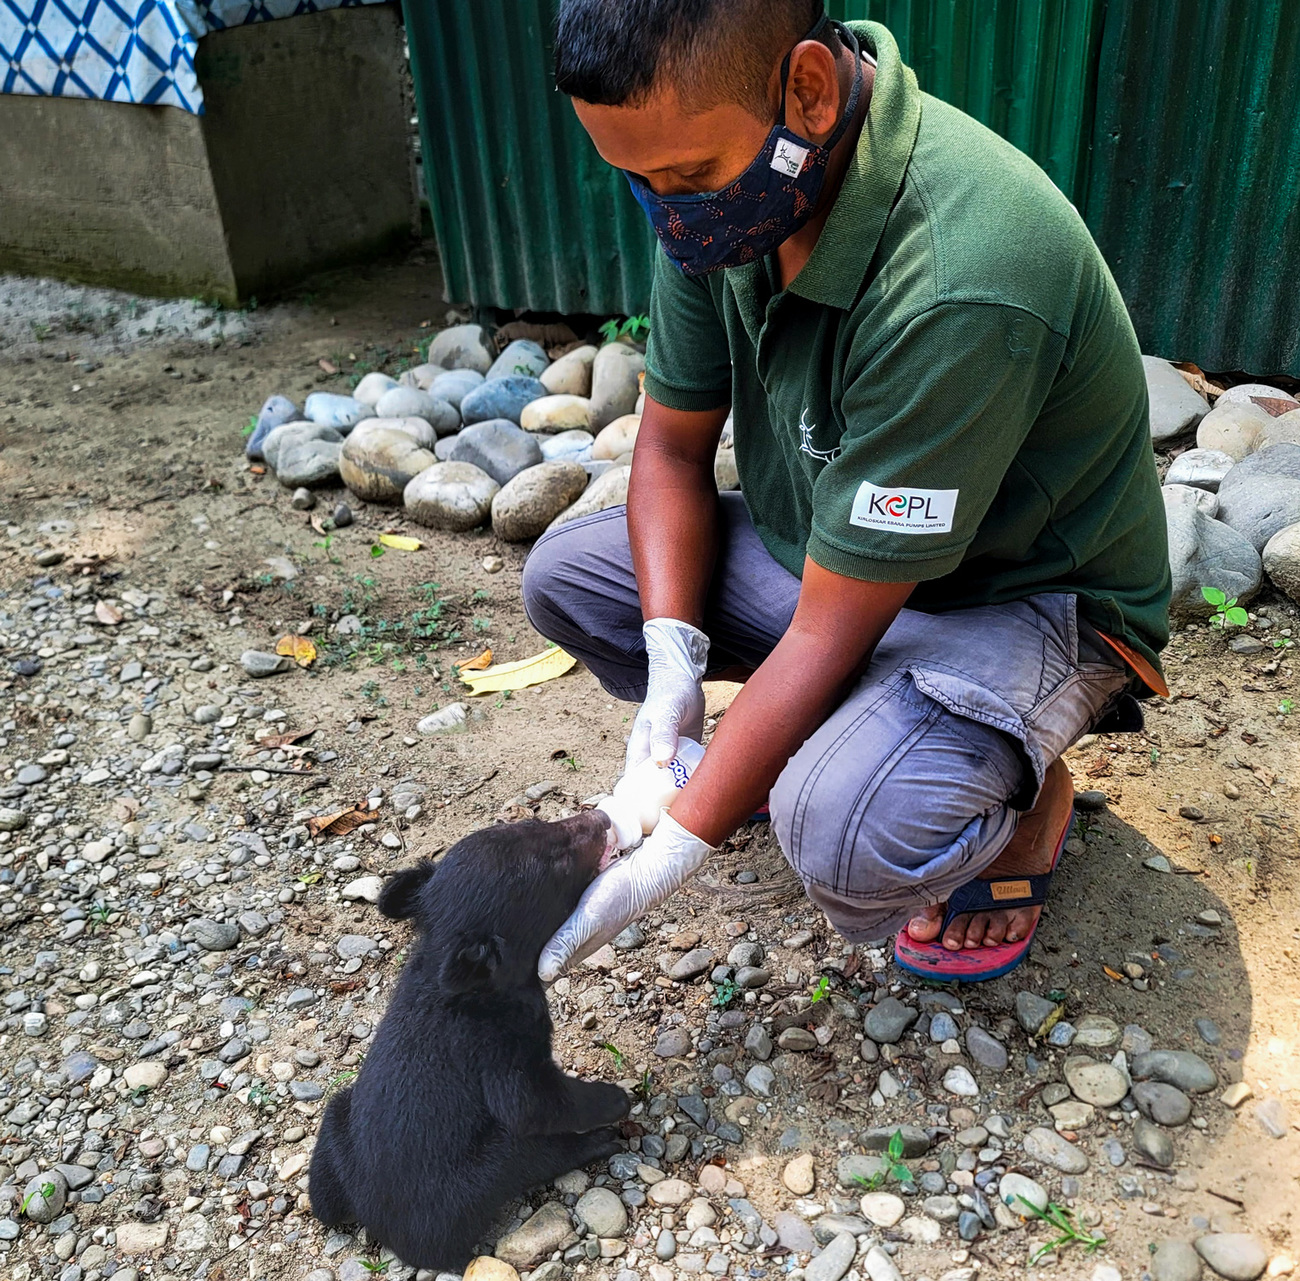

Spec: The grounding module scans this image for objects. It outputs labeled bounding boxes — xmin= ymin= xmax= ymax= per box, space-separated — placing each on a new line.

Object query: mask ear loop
xmin=777 ymin=16 xmax=865 ymax=141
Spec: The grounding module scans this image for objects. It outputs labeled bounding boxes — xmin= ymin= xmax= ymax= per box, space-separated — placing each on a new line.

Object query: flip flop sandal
xmin=892 ymin=807 xmax=1075 ymax=984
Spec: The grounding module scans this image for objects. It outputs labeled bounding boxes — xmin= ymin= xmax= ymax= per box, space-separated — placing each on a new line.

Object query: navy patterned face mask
xmin=625 ymin=17 xmax=864 ymax=276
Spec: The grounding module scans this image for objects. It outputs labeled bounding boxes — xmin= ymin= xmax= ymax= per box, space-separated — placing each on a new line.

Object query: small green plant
xmin=634 ymin=1068 xmax=654 ymax=1101
xmin=561 ymin=753 xmax=581 ymax=772
xmin=1280 ymin=698 xmax=1294 ymax=716
xmin=241 ymin=415 xmax=257 ymax=438
xmin=472 ymin=617 xmax=492 ymax=634
xmin=1201 ymin=586 xmax=1248 ymax=629
xmin=600 ymin=1042 xmax=626 ymax=1071
xmin=357 ymin=1260 xmax=389 ymax=1274
xmin=599 ymin=314 xmax=651 ymax=344
xmin=810 ymin=976 xmax=831 ymax=1003
xmin=248 ymin=1083 xmax=277 ymax=1110
xmin=87 ymin=901 xmax=113 ymax=935
xmin=328 ymin=1068 xmax=360 ymax=1092
xmin=314 ymin=534 xmax=341 ymax=564
xmin=1272 ymin=637 xmax=1294 ymax=649
xmin=1016 ymin=1196 xmax=1106 ymax=1264
xmin=1150 ymin=746 xmax=1161 ymax=766
xmin=711 ymin=978 xmax=740 ymax=1009
xmin=853 ymin=1130 xmax=911 ymax=1192
xmin=20 ymin=1182 xmax=56 ymax=1215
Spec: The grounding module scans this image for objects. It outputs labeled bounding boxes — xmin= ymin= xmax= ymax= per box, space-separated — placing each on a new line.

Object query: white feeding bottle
xmin=597 ymin=738 xmax=705 ymax=850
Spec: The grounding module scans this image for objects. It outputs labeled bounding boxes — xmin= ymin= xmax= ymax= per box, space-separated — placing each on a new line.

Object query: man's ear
xmin=440 ymin=935 xmax=505 ymax=993
xmin=377 ymin=860 xmax=438 ymax=922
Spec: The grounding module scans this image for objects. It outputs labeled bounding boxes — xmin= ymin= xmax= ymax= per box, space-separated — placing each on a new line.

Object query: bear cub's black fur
xmin=309 ymin=811 xmax=629 ymax=1270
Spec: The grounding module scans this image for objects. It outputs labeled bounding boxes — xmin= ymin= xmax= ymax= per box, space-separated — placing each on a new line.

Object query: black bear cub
xmin=309 ymin=811 xmax=630 ymax=1270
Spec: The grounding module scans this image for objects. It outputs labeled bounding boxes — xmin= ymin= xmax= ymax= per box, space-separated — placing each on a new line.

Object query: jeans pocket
xmin=906 ymin=663 xmax=1041 ymax=807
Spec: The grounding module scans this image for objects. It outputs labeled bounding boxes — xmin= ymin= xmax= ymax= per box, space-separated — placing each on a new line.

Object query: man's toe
xmin=907 ymin=904 xmax=943 ymax=942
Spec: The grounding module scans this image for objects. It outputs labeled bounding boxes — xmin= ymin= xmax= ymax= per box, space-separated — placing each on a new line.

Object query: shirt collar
xmin=729 ymin=21 xmax=921 ymax=313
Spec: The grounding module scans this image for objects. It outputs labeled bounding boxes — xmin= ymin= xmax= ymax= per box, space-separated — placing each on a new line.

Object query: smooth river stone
xmin=374 ymin=387 xmax=460 ymax=436
xmin=446 ymin=419 xmax=545 ymax=486
xmin=304 ymin=392 xmax=375 ymax=432
xmin=426 ymin=323 xmax=493 ymax=374
xmin=488 ymin=338 xmax=549 ymax=381
xmin=262 ymin=421 xmax=342 ymax=473
xmin=541 ymin=344 xmax=597 ymax=396
xmin=547 ymin=464 xmax=630 ymax=531
xmin=246 ymin=394 xmax=299 ymax=459
xmin=520 ymin=394 xmax=593 ymax=434
xmin=1063 ymin=1056 xmax=1130 ymax=1107
xmin=352 ymin=372 xmax=399 ymax=406
xmin=460 ymin=375 xmax=549 ymax=426
xmin=492 ymin=462 xmax=590 ymax=542
xmin=590 ymin=342 xmax=646 ymax=429
xmin=404 ymin=462 xmax=500 ymax=532
xmin=339 ymin=423 xmax=437 ymax=504
xmin=428 ymin=368 xmax=485 ymax=409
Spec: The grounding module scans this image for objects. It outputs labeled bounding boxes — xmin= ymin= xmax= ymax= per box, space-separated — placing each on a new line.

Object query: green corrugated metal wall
xmin=405 ymin=0 xmax=1300 ymax=375
xmin=828 ymin=0 xmax=1104 ymax=203
xmin=404 ymin=0 xmax=656 ymax=314
xmin=1086 ymin=0 xmax=1300 ymax=376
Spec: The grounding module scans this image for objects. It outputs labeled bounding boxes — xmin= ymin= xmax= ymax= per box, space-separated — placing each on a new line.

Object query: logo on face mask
xmin=771 ymin=138 xmax=810 ymax=177
xmin=849 ymin=481 xmax=959 ymax=534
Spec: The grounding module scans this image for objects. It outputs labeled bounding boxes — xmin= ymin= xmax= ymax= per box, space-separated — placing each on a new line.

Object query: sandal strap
xmin=939 ymin=871 xmax=1055 ymax=937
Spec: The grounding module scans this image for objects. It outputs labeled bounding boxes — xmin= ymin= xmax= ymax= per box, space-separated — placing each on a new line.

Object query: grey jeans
xmin=522 ymin=495 xmax=1129 ymax=941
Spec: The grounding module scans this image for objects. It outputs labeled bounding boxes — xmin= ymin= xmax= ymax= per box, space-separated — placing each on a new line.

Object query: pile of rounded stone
xmin=1145 ymin=358 xmax=1300 ymax=622
xmin=244 ymin=325 xmax=739 ymax=543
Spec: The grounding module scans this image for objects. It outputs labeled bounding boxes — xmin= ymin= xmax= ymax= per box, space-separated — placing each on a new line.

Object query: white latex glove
xmin=539 ymin=812 xmax=715 ymax=981
xmin=626 ymin=618 xmax=710 ymax=771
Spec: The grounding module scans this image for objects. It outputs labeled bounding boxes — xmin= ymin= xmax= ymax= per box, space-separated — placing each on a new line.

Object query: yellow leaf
xmin=1102 ymin=965 xmax=1124 ymax=982
xmin=460 ymin=646 xmax=577 ymax=695
xmin=378 ymin=534 xmax=423 ymax=552
xmin=455 ymin=647 xmax=494 ymax=672
xmin=276 ymin=635 xmax=317 ymax=668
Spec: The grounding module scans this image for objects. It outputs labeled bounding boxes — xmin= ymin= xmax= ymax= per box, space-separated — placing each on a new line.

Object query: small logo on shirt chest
xmin=850 ymin=482 xmax=959 ymax=534
xmin=797 ymin=408 xmax=841 ymax=463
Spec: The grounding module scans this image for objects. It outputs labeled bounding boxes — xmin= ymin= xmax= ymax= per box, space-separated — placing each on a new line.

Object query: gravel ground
xmin=0 ymin=253 xmax=1296 ymax=1281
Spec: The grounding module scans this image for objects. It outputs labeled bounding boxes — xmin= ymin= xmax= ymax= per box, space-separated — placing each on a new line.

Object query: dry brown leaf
xmin=111 ymin=796 xmax=141 ymax=822
xmin=254 ymin=728 xmax=316 ymax=751
xmin=275 ymin=635 xmax=317 ymax=668
xmin=318 ymin=358 xmax=339 ymax=374
xmin=94 ymin=601 xmax=123 ymax=626
xmin=1103 ymin=965 xmax=1125 ymax=982
xmin=1250 ymin=395 xmax=1299 ymax=417
xmin=455 ymin=647 xmax=494 ymax=672
xmin=310 ymin=514 xmax=328 ymax=536
xmin=306 ymin=802 xmax=372 ymax=839
xmin=1172 ymin=361 xmax=1227 ymax=400
xmin=249 ymin=464 xmax=266 ymax=475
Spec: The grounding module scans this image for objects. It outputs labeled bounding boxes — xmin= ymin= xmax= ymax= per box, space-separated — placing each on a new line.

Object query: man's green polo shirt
xmin=642 ymin=20 xmax=1171 ymax=674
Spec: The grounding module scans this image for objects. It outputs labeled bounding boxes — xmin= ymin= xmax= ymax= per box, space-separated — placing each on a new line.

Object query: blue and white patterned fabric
xmin=1 ymin=0 xmax=385 ymax=113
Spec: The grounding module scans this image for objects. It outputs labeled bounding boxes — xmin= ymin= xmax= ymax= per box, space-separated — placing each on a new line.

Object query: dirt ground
xmin=1 ymin=251 xmax=1297 ymax=1281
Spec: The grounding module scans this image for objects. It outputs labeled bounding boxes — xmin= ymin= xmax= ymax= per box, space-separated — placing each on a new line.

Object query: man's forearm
xmin=670 ymin=567 xmax=915 ymax=847
xmin=626 ymin=398 xmax=730 ymax=629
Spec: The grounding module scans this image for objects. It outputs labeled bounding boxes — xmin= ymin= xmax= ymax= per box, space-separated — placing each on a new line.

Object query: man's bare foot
xmin=906 ymin=759 xmax=1074 ymax=951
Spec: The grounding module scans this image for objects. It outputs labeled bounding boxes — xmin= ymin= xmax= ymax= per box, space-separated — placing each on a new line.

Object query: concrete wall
xmin=0 ymin=5 xmax=416 ymax=305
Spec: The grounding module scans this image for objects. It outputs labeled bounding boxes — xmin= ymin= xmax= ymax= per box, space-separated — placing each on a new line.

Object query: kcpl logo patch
xmin=850 ymin=482 xmax=959 ymax=534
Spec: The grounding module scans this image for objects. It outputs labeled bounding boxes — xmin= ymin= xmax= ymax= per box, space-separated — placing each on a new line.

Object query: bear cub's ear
xmin=377 ymin=860 xmax=438 ymax=922
xmin=440 ymin=935 xmax=506 ymax=993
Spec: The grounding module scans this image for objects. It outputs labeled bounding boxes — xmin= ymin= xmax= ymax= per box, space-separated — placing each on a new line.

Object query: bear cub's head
xmin=376 ymin=810 xmax=614 ymax=994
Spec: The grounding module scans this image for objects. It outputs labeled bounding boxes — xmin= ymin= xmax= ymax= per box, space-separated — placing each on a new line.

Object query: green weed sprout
xmin=1201 ymin=586 xmax=1248 ymax=628
xmin=852 ymin=1129 xmax=911 ymax=1191
xmin=1016 ymin=1196 xmax=1106 ymax=1264
xmin=810 ymin=976 xmax=831 ymax=1002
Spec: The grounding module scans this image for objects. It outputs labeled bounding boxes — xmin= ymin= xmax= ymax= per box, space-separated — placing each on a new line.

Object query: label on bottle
xmin=668 ymin=757 xmax=692 ymax=789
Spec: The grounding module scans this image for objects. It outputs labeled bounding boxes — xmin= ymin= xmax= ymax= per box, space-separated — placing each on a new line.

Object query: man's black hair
xmin=554 ymin=0 xmax=830 ymax=117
